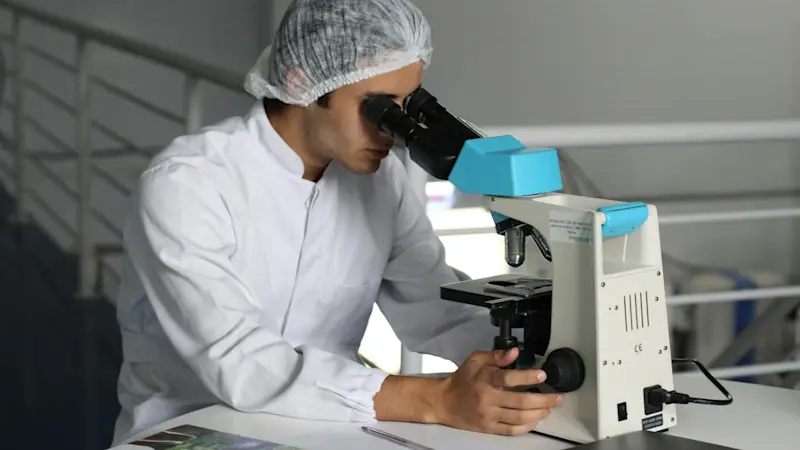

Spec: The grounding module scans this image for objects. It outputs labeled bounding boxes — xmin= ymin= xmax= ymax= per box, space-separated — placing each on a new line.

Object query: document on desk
xmin=129 ymin=424 xmax=305 ymax=449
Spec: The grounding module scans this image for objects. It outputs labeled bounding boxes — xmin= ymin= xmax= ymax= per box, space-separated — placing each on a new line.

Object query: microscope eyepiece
xmin=404 ymin=87 xmax=482 ymax=141
xmin=361 ymin=95 xmax=420 ymax=146
xmin=360 ymin=87 xmax=480 ymax=180
xmin=403 ymin=86 xmax=438 ymax=124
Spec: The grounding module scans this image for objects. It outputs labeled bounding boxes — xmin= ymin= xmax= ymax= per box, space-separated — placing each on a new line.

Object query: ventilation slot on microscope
xmin=623 ymin=292 xmax=651 ymax=332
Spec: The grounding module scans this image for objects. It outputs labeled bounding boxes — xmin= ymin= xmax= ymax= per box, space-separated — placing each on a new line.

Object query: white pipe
xmin=682 ymin=361 xmax=800 ymax=379
xmin=433 ymin=207 xmax=800 ymax=237
xmin=659 ymin=207 xmax=800 ymax=225
xmin=400 ymin=347 xmax=423 ymax=375
xmin=482 ymin=120 xmax=800 ymax=148
xmin=667 ymin=286 xmax=800 ymax=307
xmin=436 ymin=227 xmax=495 ymax=237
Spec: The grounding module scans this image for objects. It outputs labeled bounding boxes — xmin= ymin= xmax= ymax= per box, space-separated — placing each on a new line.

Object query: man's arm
xmin=376 ymin=158 xmax=501 ymax=365
xmin=374 ymin=375 xmax=443 ymax=424
xmin=125 ymin=161 xmax=389 ymax=421
xmin=374 ymin=349 xmax=562 ymax=435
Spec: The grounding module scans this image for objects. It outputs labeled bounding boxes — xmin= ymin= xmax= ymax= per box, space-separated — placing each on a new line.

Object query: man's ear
xmin=316 ymin=92 xmax=332 ymax=108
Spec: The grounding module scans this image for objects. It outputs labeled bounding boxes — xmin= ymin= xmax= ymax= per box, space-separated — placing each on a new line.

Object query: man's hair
xmin=264 ymin=93 xmax=331 ymax=113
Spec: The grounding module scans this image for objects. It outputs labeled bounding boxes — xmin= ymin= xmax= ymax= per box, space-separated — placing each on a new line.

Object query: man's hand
xmin=373 ymin=347 xmax=563 ymax=436
xmin=433 ymin=347 xmax=562 ymax=435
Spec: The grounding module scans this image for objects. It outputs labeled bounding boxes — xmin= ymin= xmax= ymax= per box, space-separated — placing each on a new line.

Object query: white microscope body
xmin=361 ymin=87 xmax=685 ymax=445
xmin=488 ymin=192 xmax=677 ymax=443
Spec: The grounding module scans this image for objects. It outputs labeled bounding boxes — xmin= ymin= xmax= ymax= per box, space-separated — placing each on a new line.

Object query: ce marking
xmin=634 ymin=343 xmax=643 ymax=353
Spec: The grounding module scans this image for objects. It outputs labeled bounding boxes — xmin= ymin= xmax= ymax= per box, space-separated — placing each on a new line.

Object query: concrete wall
xmin=5 ymin=0 xmax=264 ymax=146
xmin=0 ymin=0 xmax=272 ymax=287
xmin=409 ymin=0 xmax=800 ymax=276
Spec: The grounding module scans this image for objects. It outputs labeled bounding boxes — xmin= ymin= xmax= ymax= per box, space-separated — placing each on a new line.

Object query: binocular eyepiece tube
xmin=361 ymin=95 xmax=420 ymax=147
xmin=361 ymin=87 xmax=480 ymax=180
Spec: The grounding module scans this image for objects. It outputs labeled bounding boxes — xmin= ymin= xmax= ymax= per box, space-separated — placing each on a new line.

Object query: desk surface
xmin=112 ymin=374 xmax=800 ymax=450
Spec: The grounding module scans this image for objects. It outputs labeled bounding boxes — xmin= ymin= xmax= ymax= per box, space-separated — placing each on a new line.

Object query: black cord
xmin=526 ymin=224 xmax=552 ymax=262
xmin=649 ymin=358 xmax=733 ymax=407
xmin=673 ymin=357 xmax=733 ymax=405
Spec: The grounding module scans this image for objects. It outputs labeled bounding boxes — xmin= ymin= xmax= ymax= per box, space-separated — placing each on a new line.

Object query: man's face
xmin=304 ymin=61 xmax=424 ymax=175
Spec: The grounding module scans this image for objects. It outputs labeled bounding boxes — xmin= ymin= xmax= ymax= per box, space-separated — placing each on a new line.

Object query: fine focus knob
xmin=541 ymin=348 xmax=585 ymax=393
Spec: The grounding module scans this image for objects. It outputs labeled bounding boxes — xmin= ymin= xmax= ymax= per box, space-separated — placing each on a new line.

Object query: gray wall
xmin=1 ymin=0 xmax=799 ymax=294
xmin=409 ymin=0 xmax=800 ymax=277
xmin=7 ymin=0 xmax=266 ymax=148
xmin=0 ymin=0 xmax=271 ymax=271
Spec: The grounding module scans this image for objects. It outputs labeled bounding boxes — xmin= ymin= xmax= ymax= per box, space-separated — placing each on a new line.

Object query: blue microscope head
xmin=362 ymin=86 xmax=563 ymax=197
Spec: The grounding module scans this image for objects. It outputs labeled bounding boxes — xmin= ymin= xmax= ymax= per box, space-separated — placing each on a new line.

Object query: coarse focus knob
xmin=541 ymin=348 xmax=585 ymax=393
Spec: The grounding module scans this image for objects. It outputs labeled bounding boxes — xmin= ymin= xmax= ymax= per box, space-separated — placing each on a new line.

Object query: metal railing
xmin=0 ymin=0 xmax=248 ymax=299
xmin=482 ymin=120 xmax=800 ymax=148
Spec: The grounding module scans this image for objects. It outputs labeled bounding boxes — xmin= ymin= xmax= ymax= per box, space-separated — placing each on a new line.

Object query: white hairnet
xmin=244 ymin=0 xmax=433 ymax=106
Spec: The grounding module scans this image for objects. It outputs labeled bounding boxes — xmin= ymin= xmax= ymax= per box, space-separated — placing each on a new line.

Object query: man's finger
xmin=491 ymin=347 xmax=520 ymax=367
xmin=466 ymin=347 xmax=519 ymax=367
xmin=495 ymin=407 xmax=551 ymax=426
xmin=491 ymin=368 xmax=547 ymax=388
xmin=498 ymin=391 xmax=563 ymax=410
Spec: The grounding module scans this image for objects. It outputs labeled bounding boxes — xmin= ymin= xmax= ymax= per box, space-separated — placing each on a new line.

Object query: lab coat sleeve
xmin=376 ymin=159 xmax=500 ymax=366
xmin=125 ymin=162 xmax=389 ymax=421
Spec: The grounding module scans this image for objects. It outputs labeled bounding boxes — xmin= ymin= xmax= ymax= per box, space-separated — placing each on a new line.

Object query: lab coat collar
xmin=245 ymin=100 xmax=306 ymax=178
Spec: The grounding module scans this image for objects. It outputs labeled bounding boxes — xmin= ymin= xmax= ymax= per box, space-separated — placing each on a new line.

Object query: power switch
xmin=617 ymin=402 xmax=628 ymax=421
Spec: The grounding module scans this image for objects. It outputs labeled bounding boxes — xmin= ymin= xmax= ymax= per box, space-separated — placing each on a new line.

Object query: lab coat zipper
xmin=280 ymin=186 xmax=319 ymax=335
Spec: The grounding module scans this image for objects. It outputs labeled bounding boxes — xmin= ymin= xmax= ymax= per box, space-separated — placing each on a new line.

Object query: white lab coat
xmin=111 ymin=101 xmax=498 ymax=445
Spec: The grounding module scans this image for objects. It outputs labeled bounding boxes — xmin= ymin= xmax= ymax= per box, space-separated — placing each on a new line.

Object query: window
xmin=358 ymin=180 xmax=510 ymax=375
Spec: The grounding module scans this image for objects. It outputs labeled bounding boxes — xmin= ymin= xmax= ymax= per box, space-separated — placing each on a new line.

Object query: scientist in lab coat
xmin=112 ymin=0 xmax=562 ymax=445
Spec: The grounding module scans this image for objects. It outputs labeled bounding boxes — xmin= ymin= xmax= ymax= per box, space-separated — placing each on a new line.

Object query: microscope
xmin=362 ymin=88 xmax=732 ymax=445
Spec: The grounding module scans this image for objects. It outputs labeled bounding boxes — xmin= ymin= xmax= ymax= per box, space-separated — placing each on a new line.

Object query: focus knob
xmin=541 ymin=348 xmax=585 ymax=393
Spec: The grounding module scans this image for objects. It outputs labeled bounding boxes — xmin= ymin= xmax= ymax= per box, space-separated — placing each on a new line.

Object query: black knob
xmin=541 ymin=348 xmax=585 ymax=393
xmin=493 ymin=316 xmax=518 ymax=369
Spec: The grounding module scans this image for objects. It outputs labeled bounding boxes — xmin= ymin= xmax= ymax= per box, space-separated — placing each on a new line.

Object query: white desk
xmin=112 ymin=374 xmax=800 ymax=450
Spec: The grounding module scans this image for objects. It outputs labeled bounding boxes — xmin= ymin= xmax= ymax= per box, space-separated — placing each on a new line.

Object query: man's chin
xmin=355 ymin=160 xmax=381 ymax=174
xmin=338 ymin=153 xmax=385 ymax=175
xmin=352 ymin=160 xmax=381 ymax=175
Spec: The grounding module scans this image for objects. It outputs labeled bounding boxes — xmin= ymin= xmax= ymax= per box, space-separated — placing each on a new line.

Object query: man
xmin=112 ymin=0 xmax=562 ymax=445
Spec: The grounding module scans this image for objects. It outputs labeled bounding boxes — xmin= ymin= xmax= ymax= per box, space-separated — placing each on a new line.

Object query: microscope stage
xmin=440 ymin=274 xmax=552 ymax=308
